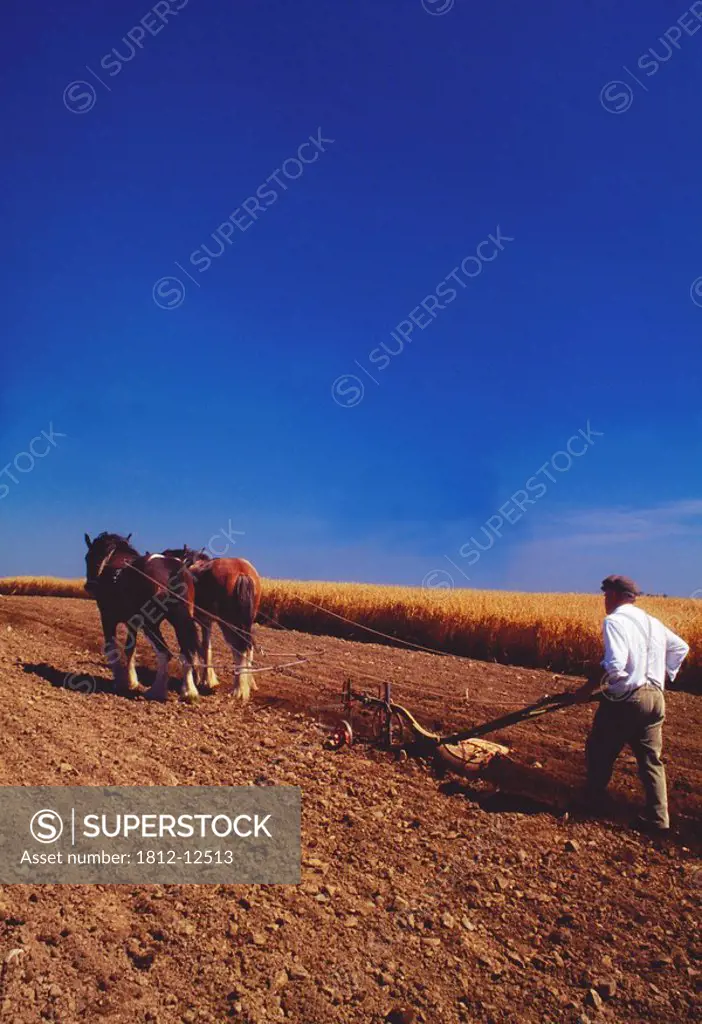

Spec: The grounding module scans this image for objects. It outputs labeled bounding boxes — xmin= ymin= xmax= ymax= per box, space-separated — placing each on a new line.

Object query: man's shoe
xmin=631 ymin=815 xmax=670 ymax=836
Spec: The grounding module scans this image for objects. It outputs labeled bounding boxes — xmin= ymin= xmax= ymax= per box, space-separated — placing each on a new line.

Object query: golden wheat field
xmin=2 ymin=575 xmax=701 ymax=688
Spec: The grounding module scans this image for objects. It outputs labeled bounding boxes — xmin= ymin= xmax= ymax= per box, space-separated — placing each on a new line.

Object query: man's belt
xmin=601 ymin=677 xmax=663 ymax=702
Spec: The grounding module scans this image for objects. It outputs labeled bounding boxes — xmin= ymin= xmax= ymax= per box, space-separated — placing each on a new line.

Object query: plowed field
xmin=0 ymin=596 xmax=699 ymax=1024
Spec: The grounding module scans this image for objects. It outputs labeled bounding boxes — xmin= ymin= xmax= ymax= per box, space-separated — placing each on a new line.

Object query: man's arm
xmin=572 ymin=618 xmax=628 ymax=702
xmin=664 ymin=626 xmax=689 ymax=682
xmin=601 ymin=617 xmax=629 ymax=685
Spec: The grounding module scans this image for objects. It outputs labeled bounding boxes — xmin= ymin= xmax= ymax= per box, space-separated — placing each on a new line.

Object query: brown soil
xmin=0 ymin=595 xmax=699 ymax=1024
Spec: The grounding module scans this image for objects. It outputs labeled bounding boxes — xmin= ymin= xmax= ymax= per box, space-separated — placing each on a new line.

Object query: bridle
xmin=87 ymin=542 xmax=127 ymax=590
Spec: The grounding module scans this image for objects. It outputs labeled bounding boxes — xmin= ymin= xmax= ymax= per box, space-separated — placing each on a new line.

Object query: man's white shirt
xmin=601 ymin=604 xmax=689 ymax=697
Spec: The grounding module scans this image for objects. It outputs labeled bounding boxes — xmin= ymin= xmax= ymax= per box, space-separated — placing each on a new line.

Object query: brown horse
xmin=84 ymin=533 xmax=202 ymax=703
xmin=162 ymin=548 xmax=261 ymax=701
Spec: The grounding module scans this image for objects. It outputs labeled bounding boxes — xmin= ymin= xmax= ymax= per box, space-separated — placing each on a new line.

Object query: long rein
xmin=94 ymin=554 xmax=591 ymax=715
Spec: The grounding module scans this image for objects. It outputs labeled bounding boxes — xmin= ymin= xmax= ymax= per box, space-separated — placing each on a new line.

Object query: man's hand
xmin=568 ymin=667 xmax=604 ymax=704
xmin=571 ymin=679 xmax=601 ymax=704
xmin=551 ymin=673 xmax=602 ymax=705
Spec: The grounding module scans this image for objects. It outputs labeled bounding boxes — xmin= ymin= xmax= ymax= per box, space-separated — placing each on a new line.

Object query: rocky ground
xmin=0 ymin=595 xmax=699 ymax=1024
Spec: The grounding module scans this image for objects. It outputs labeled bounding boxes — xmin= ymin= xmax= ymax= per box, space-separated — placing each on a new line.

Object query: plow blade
xmin=438 ymin=737 xmax=509 ymax=776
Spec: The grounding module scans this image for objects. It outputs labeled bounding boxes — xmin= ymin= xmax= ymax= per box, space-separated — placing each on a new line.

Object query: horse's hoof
xmin=199 ymin=671 xmax=220 ymax=693
xmin=182 ymin=692 xmax=200 ymax=705
xmin=143 ymin=689 xmax=167 ymax=702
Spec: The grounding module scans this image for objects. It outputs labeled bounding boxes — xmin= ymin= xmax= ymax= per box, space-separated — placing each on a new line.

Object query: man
xmin=574 ymin=575 xmax=689 ymax=834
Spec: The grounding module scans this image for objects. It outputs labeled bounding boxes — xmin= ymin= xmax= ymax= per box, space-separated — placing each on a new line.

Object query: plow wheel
xmin=371 ymin=707 xmax=409 ymax=749
xmin=326 ymin=719 xmax=354 ymax=750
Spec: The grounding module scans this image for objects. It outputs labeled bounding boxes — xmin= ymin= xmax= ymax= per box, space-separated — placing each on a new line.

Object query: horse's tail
xmin=229 ymin=572 xmax=256 ymax=702
xmin=233 ymin=573 xmax=256 ymax=634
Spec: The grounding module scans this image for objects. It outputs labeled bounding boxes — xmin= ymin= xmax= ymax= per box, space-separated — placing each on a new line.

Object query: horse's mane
xmin=94 ymin=531 xmax=139 ymax=555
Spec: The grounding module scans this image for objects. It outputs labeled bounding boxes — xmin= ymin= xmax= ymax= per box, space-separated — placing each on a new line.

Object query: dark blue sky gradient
xmin=2 ymin=0 xmax=702 ymax=593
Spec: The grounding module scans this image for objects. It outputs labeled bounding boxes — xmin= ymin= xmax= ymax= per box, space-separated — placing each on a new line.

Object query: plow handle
xmin=438 ymin=690 xmax=579 ymax=746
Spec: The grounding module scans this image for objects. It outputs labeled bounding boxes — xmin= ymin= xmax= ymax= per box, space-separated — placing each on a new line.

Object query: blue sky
xmin=2 ymin=0 xmax=702 ymax=595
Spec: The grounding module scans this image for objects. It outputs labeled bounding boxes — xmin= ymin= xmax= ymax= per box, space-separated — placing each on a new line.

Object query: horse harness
xmin=95 ymin=549 xmax=168 ymax=586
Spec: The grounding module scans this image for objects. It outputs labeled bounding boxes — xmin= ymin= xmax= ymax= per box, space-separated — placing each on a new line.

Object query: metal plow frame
xmin=327 ymin=680 xmax=509 ymax=779
xmin=328 ymin=680 xmax=581 ymax=787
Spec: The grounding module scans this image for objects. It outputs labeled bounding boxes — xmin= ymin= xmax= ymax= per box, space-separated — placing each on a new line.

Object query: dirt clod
xmin=385 ymin=1009 xmax=416 ymax=1024
xmin=595 ymin=978 xmax=617 ymax=1000
xmin=585 ymin=988 xmax=604 ymax=1012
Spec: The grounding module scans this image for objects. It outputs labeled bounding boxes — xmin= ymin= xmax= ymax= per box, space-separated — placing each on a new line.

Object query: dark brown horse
xmin=162 ymin=548 xmax=261 ymax=701
xmin=84 ymin=533 xmax=202 ymax=703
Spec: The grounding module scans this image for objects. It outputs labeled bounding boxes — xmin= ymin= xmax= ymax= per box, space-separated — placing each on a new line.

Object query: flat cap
xmin=600 ymin=574 xmax=641 ymax=597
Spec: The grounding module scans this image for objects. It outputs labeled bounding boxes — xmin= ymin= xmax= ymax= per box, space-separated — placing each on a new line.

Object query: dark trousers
xmin=585 ymin=685 xmax=668 ymax=829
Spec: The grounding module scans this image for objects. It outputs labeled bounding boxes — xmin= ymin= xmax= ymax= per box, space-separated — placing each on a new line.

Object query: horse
xmin=160 ymin=545 xmax=208 ymax=568
xmin=84 ymin=532 xmax=202 ymax=703
xmin=162 ymin=548 xmax=261 ymax=701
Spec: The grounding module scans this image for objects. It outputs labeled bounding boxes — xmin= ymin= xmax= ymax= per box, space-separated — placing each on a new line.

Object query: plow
xmin=324 ymin=679 xmax=585 ymax=804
